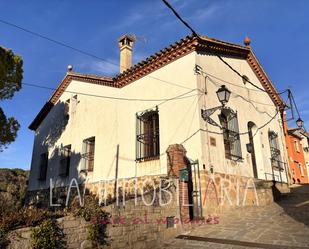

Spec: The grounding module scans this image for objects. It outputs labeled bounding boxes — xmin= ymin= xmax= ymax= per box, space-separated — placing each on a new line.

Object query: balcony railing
xmin=266 ymin=159 xmax=287 ymax=183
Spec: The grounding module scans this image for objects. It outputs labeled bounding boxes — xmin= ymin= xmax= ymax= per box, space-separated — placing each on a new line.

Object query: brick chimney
xmin=118 ymin=35 xmax=135 ymax=73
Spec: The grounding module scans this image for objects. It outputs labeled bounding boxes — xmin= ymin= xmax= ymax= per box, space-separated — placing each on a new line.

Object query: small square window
xmin=210 ymin=137 xmax=216 ymax=147
xmin=166 ymin=216 xmax=175 ymax=228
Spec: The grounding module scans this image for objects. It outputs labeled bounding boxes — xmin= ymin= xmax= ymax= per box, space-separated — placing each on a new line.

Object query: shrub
xmin=71 ymin=195 xmax=109 ymax=248
xmin=31 ymin=219 xmax=65 ymax=249
xmin=0 ymin=225 xmax=9 ymax=248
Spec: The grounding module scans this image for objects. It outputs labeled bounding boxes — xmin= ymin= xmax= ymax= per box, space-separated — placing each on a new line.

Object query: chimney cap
xmin=118 ymin=34 xmax=136 ymax=43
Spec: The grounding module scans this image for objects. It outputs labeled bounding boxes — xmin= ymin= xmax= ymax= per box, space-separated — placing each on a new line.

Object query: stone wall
xmin=200 ymin=171 xmax=288 ymax=215
xmin=8 ymin=216 xmax=89 ymax=249
xmin=9 ymin=179 xmax=189 ymax=249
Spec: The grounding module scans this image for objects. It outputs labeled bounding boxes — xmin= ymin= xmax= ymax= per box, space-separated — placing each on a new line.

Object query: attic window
xmin=64 ymin=99 xmax=70 ymax=118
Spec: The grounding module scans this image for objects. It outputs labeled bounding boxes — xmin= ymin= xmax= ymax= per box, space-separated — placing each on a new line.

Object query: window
xmin=219 ymin=108 xmax=242 ymax=160
xmin=294 ymin=140 xmax=300 ymax=153
xmin=38 ymin=152 xmax=48 ymax=180
xmin=136 ymin=108 xmax=160 ymax=162
xmin=81 ymin=137 xmax=95 ymax=172
xmin=64 ymin=99 xmax=70 ymax=118
xmin=59 ymin=145 xmax=71 ymax=177
xmin=268 ymin=131 xmax=283 ymax=170
xmin=299 ymin=163 xmax=304 ymax=176
xmin=71 ymin=95 xmax=78 ymax=115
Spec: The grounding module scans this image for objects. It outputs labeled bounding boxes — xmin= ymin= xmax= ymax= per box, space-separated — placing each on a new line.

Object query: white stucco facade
xmin=28 ymin=49 xmax=288 ymax=191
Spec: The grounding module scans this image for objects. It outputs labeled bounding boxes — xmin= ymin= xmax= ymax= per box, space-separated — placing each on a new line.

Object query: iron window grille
xmin=136 ymin=108 xmax=160 ymax=162
xmin=59 ymin=145 xmax=71 ymax=177
xmin=38 ymin=152 xmax=48 ymax=180
xmin=81 ymin=137 xmax=95 ymax=172
xmin=268 ymin=131 xmax=283 ymax=170
xmin=219 ymin=108 xmax=242 ymax=161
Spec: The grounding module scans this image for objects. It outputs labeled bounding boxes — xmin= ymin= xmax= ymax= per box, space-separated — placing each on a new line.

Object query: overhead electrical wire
xmin=181 ymin=108 xmax=279 ymax=145
xmin=1 ymin=10 xmax=305 ymax=131
xmin=161 ymin=0 xmax=307 ymax=130
xmin=21 ymin=81 xmax=199 ymax=102
xmin=0 ymin=18 xmax=194 ymax=91
xmin=161 ymin=0 xmax=278 ymax=94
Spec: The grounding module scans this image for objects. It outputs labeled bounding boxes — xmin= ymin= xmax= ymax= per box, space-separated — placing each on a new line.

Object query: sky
xmin=0 ymin=0 xmax=308 ymax=169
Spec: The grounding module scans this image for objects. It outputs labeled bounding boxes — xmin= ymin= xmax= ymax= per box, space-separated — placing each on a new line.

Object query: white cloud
xmin=90 ymin=60 xmax=119 ymax=75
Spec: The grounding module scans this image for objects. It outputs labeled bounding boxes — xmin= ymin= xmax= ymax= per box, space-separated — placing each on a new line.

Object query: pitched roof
xmin=29 ymin=34 xmax=285 ymax=131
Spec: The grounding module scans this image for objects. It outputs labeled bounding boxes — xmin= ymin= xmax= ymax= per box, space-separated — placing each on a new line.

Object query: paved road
xmin=160 ymin=184 xmax=309 ymax=249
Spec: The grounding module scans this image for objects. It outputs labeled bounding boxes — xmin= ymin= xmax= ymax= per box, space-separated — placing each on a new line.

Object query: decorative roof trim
xmin=246 ymin=52 xmax=285 ymax=109
xmin=29 ymin=34 xmax=285 ymax=131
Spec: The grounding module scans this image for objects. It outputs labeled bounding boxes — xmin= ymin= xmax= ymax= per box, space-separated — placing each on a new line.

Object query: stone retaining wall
xmin=9 ymin=179 xmax=187 ymax=249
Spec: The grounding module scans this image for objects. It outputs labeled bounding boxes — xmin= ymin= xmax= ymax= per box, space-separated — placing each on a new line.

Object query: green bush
xmin=71 ymin=195 xmax=109 ymax=248
xmin=31 ymin=219 xmax=65 ymax=249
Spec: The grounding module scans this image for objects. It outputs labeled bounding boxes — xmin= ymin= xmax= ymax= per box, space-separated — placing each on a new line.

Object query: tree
xmin=0 ymin=46 xmax=23 ymax=151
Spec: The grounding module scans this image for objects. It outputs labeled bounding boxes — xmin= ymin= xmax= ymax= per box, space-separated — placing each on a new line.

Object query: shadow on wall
xmin=274 ymin=184 xmax=309 ymax=227
xmin=31 ymin=101 xmax=87 ymax=207
xmin=32 ymin=146 xmax=84 ymax=208
xmin=41 ymin=101 xmax=69 ymax=148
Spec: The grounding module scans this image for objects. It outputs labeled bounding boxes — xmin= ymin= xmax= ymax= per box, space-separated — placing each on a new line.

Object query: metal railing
xmin=266 ymin=159 xmax=288 ymax=183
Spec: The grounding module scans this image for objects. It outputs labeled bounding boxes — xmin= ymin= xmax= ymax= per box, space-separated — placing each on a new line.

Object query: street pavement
xmin=160 ymin=184 xmax=309 ymax=249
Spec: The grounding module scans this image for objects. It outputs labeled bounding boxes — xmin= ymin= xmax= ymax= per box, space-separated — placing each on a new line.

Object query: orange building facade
xmin=285 ymin=128 xmax=308 ymax=184
xmin=282 ymin=112 xmax=308 ymax=184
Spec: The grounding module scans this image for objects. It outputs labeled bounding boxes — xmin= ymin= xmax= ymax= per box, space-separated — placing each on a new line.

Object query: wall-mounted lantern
xmin=216 ymin=85 xmax=231 ymax=106
xmin=201 ymin=85 xmax=232 ymax=127
xmin=296 ymin=118 xmax=304 ymax=128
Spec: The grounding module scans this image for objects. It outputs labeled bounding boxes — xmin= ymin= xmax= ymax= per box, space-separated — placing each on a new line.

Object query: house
xmin=26 ymin=34 xmax=289 ymax=208
xmin=285 ymin=127 xmax=309 ymax=184
xmin=300 ymin=132 xmax=309 ymax=180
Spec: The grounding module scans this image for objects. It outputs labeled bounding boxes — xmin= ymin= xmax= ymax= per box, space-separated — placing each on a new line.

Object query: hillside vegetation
xmin=0 ymin=168 xmax=29 ymax=214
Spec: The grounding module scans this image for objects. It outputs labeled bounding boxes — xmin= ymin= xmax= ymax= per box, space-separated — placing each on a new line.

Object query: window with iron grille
xmin=81 ymin=137 xmax=95 ymax=172
xmin=38 ymin=152 xmax=48 ymax=180
xmin=268 ymin=131 xmax=283 ymax=170
xmin=136 ymin=108 xmax=160 ymax=162
xmin=219 ymin=108 xmax=242 ymax=160
xmin=59 ymin=145 xmax=71 ymax=177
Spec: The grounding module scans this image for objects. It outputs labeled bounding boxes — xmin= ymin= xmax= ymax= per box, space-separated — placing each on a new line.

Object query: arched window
xmin=219 ymin=108 xmax=242 ymax=160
